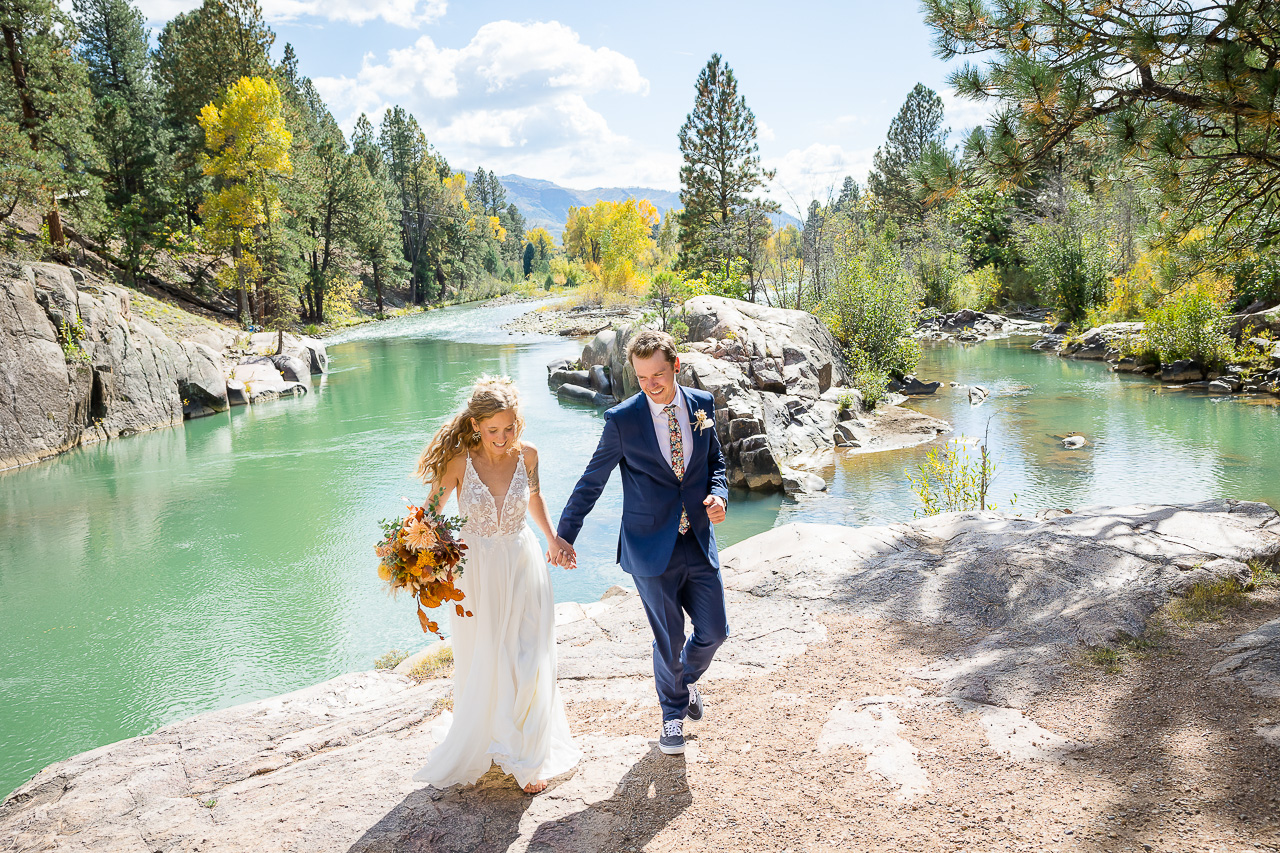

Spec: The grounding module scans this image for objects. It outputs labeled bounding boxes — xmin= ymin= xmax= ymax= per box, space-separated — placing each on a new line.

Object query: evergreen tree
xmin=867 ymin=83 xmax=947 ymax=228
xmin=74 ymin=0 xmax=174 ymax=279
xmin=380 ymin=106 xmax=455 ymax=302
xmin=835 ymin=176 xmax=860 ymax=212
xmin=351 ymin=111 xmax=405 ymax=314
xmin=922 ymin=0 xmax=1280 ymax=250
xmin=0 ymin=0 xmax=100 ymax=242
xmin=155 ymin=0 xmax=274 ymax=225
xmin=676 ymin=53 xmax=775 ymax=283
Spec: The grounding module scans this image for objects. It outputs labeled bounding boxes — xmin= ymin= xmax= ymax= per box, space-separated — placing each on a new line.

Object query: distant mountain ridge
xmin=497 ymin=174 xmax=681 ymax=235
xmin=497 ymin=174 xmax=799 ymax=237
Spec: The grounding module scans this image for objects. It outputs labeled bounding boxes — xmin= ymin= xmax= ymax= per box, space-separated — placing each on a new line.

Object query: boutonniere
xmin=694 ymin=409 xmax=712 ymax=434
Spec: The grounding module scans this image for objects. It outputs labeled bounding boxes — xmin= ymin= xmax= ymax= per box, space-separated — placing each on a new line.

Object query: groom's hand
xmin=704 ymin=495 xmax=727 ymax=524
xmin=547 ymin=536 xmax=577 ymax=569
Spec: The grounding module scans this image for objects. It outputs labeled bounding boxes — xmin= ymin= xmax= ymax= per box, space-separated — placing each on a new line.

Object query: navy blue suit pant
xmin=631 ymin=530 xmax=730 ymax=722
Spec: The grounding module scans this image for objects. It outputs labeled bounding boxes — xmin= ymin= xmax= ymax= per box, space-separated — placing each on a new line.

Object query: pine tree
xmin=923 ymin=0 xmax=1280 ymax=250
xmin=677 ymin=53 xmax=775 ymax=283
xmin=867 ymin=83 xmax=947 ymax=228
xmin=74 ymin=0 xmax=174 ymax=279
xmin=0 ymin=0 xmax=100 ymax=242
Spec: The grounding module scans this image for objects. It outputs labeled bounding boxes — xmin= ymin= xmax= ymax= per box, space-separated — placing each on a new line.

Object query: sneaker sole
xmin=658 ymin=741 xmax=686 ymax=755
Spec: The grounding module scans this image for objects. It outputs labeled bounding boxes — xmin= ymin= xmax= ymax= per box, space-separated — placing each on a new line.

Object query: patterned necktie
xmin=664 ymin=403 xmax=690 ymax=534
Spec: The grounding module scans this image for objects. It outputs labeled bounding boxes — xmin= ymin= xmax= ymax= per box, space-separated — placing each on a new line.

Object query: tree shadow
xmin=346 ymin=765 xmax=535 ymax=853
xmin=346 ymin=746 xmax=690 ymax=853
xmin=524 ymin=745 xmax=691 ymax=852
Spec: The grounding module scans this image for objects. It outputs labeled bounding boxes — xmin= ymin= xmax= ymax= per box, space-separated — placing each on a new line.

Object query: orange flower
xmin=402 ymin=519 xmax=438 ymax=552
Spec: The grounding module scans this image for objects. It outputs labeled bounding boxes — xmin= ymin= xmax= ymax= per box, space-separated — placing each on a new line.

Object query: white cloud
xmin=764 ymin=143 xmax=876 ymax=211
xmin=757 ymin=120 xmax=776 ymax=142
xmin=941 ymin=86 xmax=996 ymax=136
xmin=315 ymin=20 xmax=666 ymax=189
xmin=134 ymin=0 xmax=445 ymax=28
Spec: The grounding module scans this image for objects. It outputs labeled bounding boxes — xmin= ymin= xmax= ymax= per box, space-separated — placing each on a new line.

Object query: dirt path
xmin=560 ymin=599 xmax=1280 ymax=853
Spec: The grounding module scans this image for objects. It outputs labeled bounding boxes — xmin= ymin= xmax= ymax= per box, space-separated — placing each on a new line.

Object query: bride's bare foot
xmin=522 ymin=780 xmax=547 ymax=794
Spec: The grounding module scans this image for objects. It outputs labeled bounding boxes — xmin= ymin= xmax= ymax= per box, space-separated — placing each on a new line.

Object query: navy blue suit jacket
xmin=557 ymin=386 xmax=729 ymax=577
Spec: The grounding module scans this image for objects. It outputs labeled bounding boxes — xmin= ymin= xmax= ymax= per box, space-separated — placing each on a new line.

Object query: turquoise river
xmin=2 ymin=299 xmax=1278 ymax=799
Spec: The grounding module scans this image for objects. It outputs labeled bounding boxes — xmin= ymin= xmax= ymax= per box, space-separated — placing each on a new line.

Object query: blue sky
xmin=135 ymin=1 xmax=991 ymax=211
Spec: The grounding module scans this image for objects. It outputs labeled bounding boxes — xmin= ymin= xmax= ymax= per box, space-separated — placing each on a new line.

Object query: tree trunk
xmin=233 ymin=234 xmax=248 ymax=322
xmin=3 ymin=23 xmax=64 ymax=245
xmin=373 ymin=261 xmax=384 ymax=315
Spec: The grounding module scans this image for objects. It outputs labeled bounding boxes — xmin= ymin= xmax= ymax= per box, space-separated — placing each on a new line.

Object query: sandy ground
xmin=553 ymin=596 xmax=1280 ymax=853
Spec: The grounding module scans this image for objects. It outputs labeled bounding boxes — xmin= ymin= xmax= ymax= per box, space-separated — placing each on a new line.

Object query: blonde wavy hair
xmin=415 ymin=375 xmax=525 ymax=485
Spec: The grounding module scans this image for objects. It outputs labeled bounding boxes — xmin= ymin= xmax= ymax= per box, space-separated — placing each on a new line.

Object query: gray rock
xmin=587 ymin=364 xmax=611 ymax=395
xmin=1208 ymin=377 xmax=1240 ymax=394
xmin=231 ymin=362 xmax=307 ymax=402
xmin=1 ymin=262 xmax=185 ymax=470
xmin=969 ymin=385 xmax=989 ymax=405
xmin=5 ymin=502 xmax=1277 ymax=850
xmin=246 ymin=332 xmax=327 ymax=375
xmin=270 ymin=354 xmax=312 ymax=385
xmin=781 ymin=468 xmax=826 ymax=494
xmin=556 ymin=383 xmax=612 ymax=408
xmin=178 ymin=342 xmax=230 ymax=418
xmin=546 ymin=356 xmax=575 ymax=375
xmin=1062 ymin=435 xmax=1086 ymax=449
xmin=1161 ymin=359 xmax=1204 ymax=383
xmin=549 ymin=368 xmax=591 ymax=391
xmin=892 ymin=375 xmax=941 ymax=395
xmin=580 ymin=329 xmax=615 ymax=368
xmin=1212 ymin=616 xmax=1280 ymax=699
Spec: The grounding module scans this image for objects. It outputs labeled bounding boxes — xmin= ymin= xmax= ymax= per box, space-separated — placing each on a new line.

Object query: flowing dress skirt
xmin=412 ymin=526 xmax=580 ymax=789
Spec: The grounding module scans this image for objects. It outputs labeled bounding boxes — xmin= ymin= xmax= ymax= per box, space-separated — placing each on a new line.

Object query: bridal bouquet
xmin=376 ymin=493 xmax=471 ymax=638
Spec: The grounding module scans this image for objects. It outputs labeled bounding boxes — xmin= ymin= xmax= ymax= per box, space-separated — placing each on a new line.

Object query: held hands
xmin=704 ymin=495 xmax=727 ymax=524
xmin=546 ymin=535 xmax=577 ymax=569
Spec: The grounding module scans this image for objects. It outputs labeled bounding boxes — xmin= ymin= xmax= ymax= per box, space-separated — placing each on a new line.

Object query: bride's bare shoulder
xmin=520 ymin=441 xmax=539 ymax=463
xmin=443 ymin=451 xmax=468 ymax=480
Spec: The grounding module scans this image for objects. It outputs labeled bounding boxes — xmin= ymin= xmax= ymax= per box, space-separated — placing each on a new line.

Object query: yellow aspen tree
xmin=199 ymin=75 xmax=292 ymax=324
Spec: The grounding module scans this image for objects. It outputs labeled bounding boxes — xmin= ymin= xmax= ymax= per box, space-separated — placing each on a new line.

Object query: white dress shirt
xmin=645 ymin=385 xmax=693 ymax=474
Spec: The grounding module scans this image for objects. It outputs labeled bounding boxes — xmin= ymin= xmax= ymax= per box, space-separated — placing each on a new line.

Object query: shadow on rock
xmin=524 ymin=746 xmax=691 ymax=853
xmin=347 ymin=746 xmax=690 ymax=853
xmin=347 ymin=766 xmax=535 ymax=853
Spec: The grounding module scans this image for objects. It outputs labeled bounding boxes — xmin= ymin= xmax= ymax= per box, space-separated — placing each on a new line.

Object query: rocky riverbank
xmin=546 ymin=295 xmax=949 ymax=493
xmin=916 ymin=308 xmax=1052 ymax=342
xmin=500 ymin=300 xmax=646 ymax=337
xmin=1033 ymin=309 xmax=1280 ymax=397
xmin=0 ymin=261 xmax=328 ymax=471
xmin=4 ymin=500 xmax=1279 ymax=852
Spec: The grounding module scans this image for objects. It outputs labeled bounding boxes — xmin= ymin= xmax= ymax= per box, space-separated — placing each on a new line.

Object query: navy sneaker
xmin=658 ymin=719 xmax=685 ymax=755
xmin=686 ymin=684 xmax=705 ymax=722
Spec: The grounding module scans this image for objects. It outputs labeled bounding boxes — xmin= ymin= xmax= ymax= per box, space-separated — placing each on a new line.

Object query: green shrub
xmin=58 ymin=317 xmax=89 ymax=364
xmin=811 ymin=234 xmax=921 ymax=379
xmin=304 ymin=323 xmax=320 ymax=336
xmin=1143 ymin=286 xmax=1235 ymax=368
xmin=853 ymin=370 xmax=888 ymax=409
xmin=905 ymin=436 xmax=1007 ymax=516
xmin=374 ymin=649 xmax=407 ymax=670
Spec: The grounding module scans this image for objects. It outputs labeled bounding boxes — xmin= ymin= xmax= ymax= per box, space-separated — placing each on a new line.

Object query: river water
xmin=1 ymin=302 xmax=1278 ymax=798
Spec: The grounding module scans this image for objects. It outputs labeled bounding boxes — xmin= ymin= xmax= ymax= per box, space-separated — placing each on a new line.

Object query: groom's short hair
xmin=627 ymin=329 xmax=678 ymax=366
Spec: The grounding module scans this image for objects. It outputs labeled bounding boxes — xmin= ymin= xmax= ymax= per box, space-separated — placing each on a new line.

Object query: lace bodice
xmin=459 ymin=451 xmax=529 ymax=538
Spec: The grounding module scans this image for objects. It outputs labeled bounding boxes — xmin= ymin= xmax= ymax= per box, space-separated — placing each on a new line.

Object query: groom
xmin=556 ymin=329 xmax=730 ymax=755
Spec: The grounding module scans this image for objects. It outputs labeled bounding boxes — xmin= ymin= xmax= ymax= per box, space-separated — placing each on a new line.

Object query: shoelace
xmin=662 ymin=719 xmax=683 ymax=739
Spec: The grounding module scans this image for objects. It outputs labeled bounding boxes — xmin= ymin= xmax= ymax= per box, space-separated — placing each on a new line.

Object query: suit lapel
xmin=682 ymin=388 xmax=706 ymax=480
xmin=632 ymin=393 xmax=680 ymax=483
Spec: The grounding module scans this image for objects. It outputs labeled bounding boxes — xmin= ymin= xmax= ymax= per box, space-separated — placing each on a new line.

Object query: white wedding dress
xmin=412 ymin=450 xmax=580 ymax=789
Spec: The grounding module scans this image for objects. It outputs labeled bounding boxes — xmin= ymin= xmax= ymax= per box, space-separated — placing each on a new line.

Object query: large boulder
xmin=246 ymin=332 xmax=328 ymax=375
xmin=270 ymin=354 xmax=311 ymax=385
xmin=177 ymin=342 xmax=230 ymax=418
xmin=1161 ymin=358 xmax=1204 ymax=383
xmin=230 ymin=360 xmax=307 ymax=402
xmin=0 ymin=262 xmax=186 ymax=470
xmin=573 ymin=296 xmax=950 ymax=491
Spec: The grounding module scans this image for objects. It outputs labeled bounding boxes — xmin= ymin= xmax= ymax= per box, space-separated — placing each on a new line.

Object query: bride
xmin=411 ymin=375 xmax=581 ymax=794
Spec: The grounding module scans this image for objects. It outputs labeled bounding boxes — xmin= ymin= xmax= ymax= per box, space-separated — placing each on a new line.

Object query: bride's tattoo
xmin=528 ymin=456 xmax=541 ymax=494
